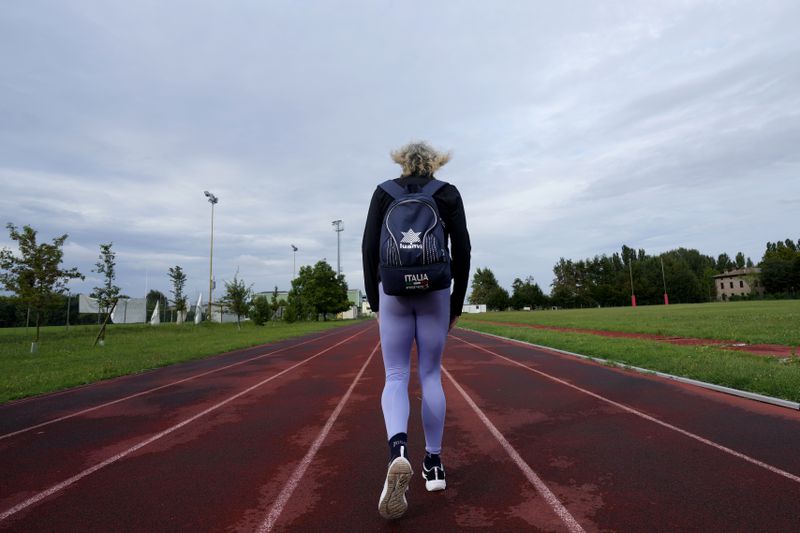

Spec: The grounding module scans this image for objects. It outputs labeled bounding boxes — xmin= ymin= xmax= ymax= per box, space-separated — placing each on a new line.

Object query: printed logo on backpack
xmin=378 ymin=179 xmax=452 ymax=295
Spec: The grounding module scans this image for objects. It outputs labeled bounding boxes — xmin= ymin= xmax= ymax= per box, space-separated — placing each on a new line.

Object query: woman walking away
xmin=362 ymin=141 xmax=471 ymax=519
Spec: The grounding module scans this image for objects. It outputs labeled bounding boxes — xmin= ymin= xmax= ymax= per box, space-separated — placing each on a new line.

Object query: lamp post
xmin=291 ymin=244 xmax=298 ymax=278
xmin=331 ymin=220 xmax=343 ymax=275
xmin=204 ymin=191 xmax=218 ymax=320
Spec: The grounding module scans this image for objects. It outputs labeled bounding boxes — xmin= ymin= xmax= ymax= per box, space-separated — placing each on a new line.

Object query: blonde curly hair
xmin=390 ymin=141 xmax=451 ymax=177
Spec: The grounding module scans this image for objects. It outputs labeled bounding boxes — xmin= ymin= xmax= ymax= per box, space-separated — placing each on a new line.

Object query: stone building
xmin=713 ymin=267 xmax=764 ymax=300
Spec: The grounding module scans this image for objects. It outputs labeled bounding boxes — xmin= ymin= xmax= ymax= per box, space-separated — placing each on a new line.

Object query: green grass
xmin=0 ymin=320 xmax=358 ymax=404
xmin=461 ymin=300 xmax=800 ymax=346
xmin=459 ymin=321 xmax=800 ymax=403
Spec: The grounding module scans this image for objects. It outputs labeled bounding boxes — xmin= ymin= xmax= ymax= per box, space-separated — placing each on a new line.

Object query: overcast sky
xmin=1 ymin=1 xmax=798 ymax=302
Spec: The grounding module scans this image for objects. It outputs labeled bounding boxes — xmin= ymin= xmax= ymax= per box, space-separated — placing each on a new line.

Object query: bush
xmin=250 ymin=295 xmax=271 ymax=326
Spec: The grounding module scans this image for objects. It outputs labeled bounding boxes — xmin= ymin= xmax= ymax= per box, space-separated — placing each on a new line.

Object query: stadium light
xmin=332 ymin=220 xmax=343 ymax=275
xmin=291 ymin=244 xmax=298 ymax=278
xmin=205 ymin=191 xmax=218 ymax=320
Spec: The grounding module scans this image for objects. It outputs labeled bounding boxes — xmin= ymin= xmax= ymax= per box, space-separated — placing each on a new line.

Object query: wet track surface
xmin=1 ymin=321 xmax=799 ymax=531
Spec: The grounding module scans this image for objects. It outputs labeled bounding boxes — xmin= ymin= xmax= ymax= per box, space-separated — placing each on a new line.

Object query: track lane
xmin=270 ymin=342 xmax=578 ymax=531
xmin=0 ymin=323 xmax=375 ymax=529
xmin=5 ymin=322 xmax=799 ymax=531
xmin=446 ymin=329 xmax=800 ymax=531
xmin=0 ymin=324 xmax=358 ymax=438
xmin=259 ymin=341 xmax=381 ymax=532
xmin=454 ymin=328 xmax=800 ymax=476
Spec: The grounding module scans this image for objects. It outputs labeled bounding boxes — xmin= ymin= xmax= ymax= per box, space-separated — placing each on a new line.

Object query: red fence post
xmin=664 ymin=293 xmax=669 ymax=305
xmin=631 ymin=294 xmax=637 ymax=307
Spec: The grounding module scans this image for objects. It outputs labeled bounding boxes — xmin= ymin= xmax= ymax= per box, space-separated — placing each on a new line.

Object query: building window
xmin=740 ymin=280 xmax=744 ymax=288
xmin=730 ymin=282 xmax=734 ymax=289
xmin=720 ymin=282 xmax=724 ymax=290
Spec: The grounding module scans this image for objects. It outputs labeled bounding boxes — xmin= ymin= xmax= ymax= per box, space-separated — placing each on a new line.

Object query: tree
xmin=249 ymin=294 xmax=271 ymax=326
xmin=659 ymin=255 xmax=703 ymax=304
xmin=734 ymin=252 xmax=746 ymax=269
xmin=468 ymin=267 xmax=510 ymax=311
xmin=0 ymin=295 xmax=20 ymax=328
xmin=510 ymin=276 xmax=547 ymax=310
xmin=0 ymin=223 xmax=83 ymax=344
xmin=146 ymin=290 xmax=168 ymax=322
xmin=285 ymin=261 xmax=349 ymax=321
xmin=270 ymin=286 xmax=282 ymax=321
xmin=716 ymin=253 xmax=734 ymax=272
xmin=91 ymin=243 xmax=120 ymax=318
xmin=168 ymin=265 xmax=188 ymax=317
xmin=550 ymin=259 xmax=581 ymax=308
xmin=486 ymin=285 xmax=510 ymax=311
xmin=469 ymin=267 xmax=499 ymax=304
xmin=220 ymin=272 xmax=253 ymax=329
xmin=549 ymin=245 xmax=717 ymax=308
xmin=760 ymin=240 xmax=800 ymax=297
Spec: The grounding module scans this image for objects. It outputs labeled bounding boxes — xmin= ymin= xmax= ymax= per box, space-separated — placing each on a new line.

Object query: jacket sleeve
xmin=447 ymin=187 xmax=471 ymax=318
xmin=362 ymin=187 xmax=385 ymax=313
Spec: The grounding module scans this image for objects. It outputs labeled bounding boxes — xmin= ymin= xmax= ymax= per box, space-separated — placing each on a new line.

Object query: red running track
xmin=1 ymin=321 xmax=799 ymax=531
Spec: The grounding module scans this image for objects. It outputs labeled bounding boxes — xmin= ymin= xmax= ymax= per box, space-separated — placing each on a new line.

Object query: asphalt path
xmin=1 ymin=321 xmax=799 ymax=531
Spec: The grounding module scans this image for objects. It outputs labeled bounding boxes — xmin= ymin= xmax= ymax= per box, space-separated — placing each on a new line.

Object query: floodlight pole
xmin=204 ymin=191 xmax=219 ymax=321
xmin=661 ymin=256 xmax=669 ymax=305
xmin=332 ymin=220 xmax=343 ymax=275
xmin=291 ymin=244 xmax=298 ymax=278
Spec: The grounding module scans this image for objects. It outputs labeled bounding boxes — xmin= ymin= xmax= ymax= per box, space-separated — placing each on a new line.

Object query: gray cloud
xmin=1 ymin=0 xmax=798 ymax=299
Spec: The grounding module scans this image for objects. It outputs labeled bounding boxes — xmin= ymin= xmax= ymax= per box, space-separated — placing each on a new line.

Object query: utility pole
xmin=629 ymin=257 xmax=637 ymax=308
xmin=204 ymin=191 xmax=219 ymax=321
xmin=331 ymin=220 xmax=343 ymax=275
xmin=661 ymin=256 xmax=669 ymax=305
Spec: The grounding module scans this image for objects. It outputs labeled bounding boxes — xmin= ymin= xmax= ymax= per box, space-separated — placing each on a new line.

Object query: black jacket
xmin=361 ymin=174 xmax=471 ymax=318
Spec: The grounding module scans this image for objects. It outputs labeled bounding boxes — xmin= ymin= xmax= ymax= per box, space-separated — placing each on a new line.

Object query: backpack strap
xmin=421 ymin=179 xmax=447 ymax=196
xmin=379 ymin=178 xmax=448 ymax=198
xmin=378 ymin=179 xmax=406 ymax=199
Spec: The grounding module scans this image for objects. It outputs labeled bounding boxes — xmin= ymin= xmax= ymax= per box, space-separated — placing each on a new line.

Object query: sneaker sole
xmin=378 ymin=457 xmax=413 ymax=519
xmin=425 ymin=478 xmax=446 ymax=492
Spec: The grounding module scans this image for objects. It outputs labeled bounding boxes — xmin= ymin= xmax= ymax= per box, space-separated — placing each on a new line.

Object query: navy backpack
xmin=378 ymin=179 xmax=452 ymax=295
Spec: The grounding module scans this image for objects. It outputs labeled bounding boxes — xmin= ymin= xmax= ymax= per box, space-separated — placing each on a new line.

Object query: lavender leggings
xmin=378 ymin=283 xmax=450 ymax=455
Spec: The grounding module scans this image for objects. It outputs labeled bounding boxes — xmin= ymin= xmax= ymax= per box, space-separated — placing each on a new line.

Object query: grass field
xmin=459 ymin=301 xmax=800 ymax=403
xmin=461 ymin=300 xmax=800 ymax=346
xmin=0 ymin=320 xmax=357 ymax=404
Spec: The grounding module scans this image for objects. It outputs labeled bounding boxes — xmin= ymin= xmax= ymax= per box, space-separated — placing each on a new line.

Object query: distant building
xmin=209 ymin=303 xmax=239 ymax=323
xmin=361 ymin=297 xmax=375 ymax=317
xmin=462 ymin=304 xmax=487 ymax=314
xmin=713 ymin=267 xmax=763 ymax=300
xmin=339 ymin=289 xmax=363 ymax=319
xmin=253 ymin=290 xmax=289 ymax=302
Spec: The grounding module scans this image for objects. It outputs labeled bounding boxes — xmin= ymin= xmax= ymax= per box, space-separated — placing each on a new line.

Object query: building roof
xmin=712 ymin=267 xmax=761 ymax=279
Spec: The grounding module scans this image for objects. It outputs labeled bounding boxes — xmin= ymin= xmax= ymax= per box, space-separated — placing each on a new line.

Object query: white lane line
xmin=459 ymin=327 xmax=800 ymax=411
xmin=0 ymin=326 xmax=357 ymax=441
xmin=0 ymin=328 xmax=369 ymax=523
xmin=259 ymin=342 xmax=379 ymax=533
xmin=453 ymin=334 xmax=800 ymax=485
xmin=442 ymin=366 xmax=586 ymax=533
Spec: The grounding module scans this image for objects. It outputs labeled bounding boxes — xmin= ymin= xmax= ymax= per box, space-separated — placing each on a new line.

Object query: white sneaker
xmin=378 ymin=447 xmax=413 ymax=519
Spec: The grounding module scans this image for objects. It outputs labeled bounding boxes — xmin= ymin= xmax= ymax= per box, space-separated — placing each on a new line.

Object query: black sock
xmin=388 ymin=432 xmax=408 ymax=461
xmin=424 ymin=452 xmax=441 ymax=468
